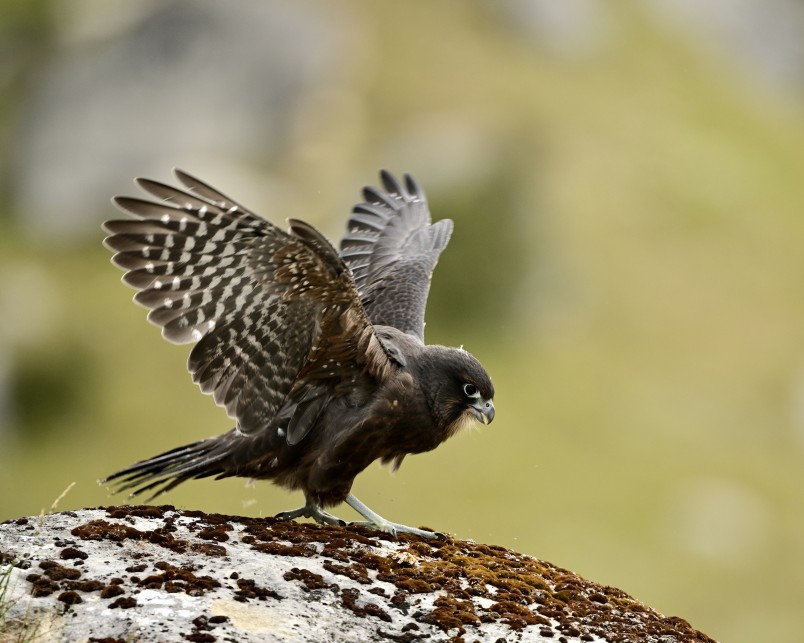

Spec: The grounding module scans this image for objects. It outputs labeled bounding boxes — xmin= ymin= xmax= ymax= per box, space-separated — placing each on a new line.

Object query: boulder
xmin=0 ymin=506 xmax=716 ymax=642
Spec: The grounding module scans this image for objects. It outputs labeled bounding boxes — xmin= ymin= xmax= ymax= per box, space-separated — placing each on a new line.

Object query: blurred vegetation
xmin=1 ymin=2 xmax=804 ymax=642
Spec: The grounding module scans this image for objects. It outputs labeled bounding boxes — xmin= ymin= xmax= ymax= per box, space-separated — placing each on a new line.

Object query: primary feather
xmin=340 ymin=170 xmax=453 ymax=340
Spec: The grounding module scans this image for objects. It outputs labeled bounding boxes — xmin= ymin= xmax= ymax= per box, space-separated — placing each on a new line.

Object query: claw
xmin=349 ymin=519 xmax=397 ymax=537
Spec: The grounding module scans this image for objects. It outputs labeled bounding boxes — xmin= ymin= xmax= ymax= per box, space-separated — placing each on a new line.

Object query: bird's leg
xmin=345 ymin=494 xmax=441 ymax=539
xmin=276 ymin=495 xmax=346 ymax=527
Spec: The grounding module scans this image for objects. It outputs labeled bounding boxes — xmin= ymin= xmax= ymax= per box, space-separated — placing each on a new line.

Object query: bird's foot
xmin=349 ymin=519 xmax=441 ymax=539
xmin=345 ymin=494 xmax=443 ymax=540
xmin=275 ymin=502 xmax=346 ymax=527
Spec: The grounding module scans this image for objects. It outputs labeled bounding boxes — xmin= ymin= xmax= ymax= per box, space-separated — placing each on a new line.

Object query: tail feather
xmin=103 ymin=437 xmax=231 ymax=502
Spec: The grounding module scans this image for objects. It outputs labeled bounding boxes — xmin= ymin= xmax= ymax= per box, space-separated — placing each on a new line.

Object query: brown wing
xmin=339 ymin=170 xmax=453 ymax=341
xmin=104 ymin=169 xmax=393 ymax=436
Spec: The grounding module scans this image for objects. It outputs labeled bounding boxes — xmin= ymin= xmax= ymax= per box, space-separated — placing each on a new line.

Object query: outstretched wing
xmin=339 ymin=170 xmax=453 ymax=341
xmin=104 ymin=169 xmax=393 ymax=437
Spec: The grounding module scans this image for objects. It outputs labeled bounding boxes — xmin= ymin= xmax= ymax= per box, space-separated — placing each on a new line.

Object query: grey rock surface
xmin=0 ymin=506 xmax=716 ymax=642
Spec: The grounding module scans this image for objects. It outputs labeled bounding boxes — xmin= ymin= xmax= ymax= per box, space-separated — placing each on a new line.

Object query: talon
xmin=350 ymin=520 xmax=397 ymax=537
xmin=275 ymin=508 xmax=304 ymax=521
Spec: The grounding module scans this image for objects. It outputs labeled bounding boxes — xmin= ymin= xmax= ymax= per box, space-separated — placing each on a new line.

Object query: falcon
xmin=102 ymin=169 xmax=495 ymax=538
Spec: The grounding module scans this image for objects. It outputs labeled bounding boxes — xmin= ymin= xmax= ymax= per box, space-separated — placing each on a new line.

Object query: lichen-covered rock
xmin=0 ymin=506 xmax=716 ymax=642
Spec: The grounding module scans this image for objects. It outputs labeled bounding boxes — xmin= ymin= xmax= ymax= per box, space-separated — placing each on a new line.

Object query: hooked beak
xmin=469 ymin=398 xmax=495 ymax=425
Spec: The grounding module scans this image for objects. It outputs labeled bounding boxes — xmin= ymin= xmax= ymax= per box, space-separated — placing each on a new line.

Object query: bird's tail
xmin=102 ymin=433 xmax=235 ymax=501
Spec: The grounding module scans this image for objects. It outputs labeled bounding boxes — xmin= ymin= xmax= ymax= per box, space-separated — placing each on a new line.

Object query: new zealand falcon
xmin=102 ymin=169 xmax=495 ymax=538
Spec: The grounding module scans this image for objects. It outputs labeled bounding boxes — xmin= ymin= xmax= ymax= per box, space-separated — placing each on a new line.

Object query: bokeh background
xmin=2 ymin=1 xmax=803 ymax=640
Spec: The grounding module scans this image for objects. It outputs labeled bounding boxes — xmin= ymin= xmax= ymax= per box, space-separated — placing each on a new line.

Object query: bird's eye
xmin=463 ymin=383 xmax=479 ymax=398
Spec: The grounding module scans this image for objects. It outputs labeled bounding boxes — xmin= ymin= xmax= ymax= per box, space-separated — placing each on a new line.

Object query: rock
xmin=0 ymin=506 xmax=716 ymax=642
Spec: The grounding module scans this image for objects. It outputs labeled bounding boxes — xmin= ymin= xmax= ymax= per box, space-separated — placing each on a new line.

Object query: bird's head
xmin=421 ymin=346 xmax=495 ymax=438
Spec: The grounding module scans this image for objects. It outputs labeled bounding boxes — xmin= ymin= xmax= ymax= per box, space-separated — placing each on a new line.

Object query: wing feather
xmin=104 ymin=169 xmax=393 ymax=436
xmin=340 ymin=170 xmax=453 ymax=341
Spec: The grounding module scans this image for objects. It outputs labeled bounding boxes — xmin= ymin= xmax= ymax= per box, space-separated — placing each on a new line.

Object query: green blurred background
xmin=2 ymin=1 xmax=803 ymax=641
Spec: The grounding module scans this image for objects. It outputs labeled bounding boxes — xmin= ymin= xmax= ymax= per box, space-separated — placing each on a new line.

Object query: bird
xmin=101 ymin=168 xmax=495 ymax=539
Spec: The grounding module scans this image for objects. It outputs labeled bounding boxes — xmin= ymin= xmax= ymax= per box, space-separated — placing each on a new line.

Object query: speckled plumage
xmin=103 ymin=169 xmax=494 ymax=537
